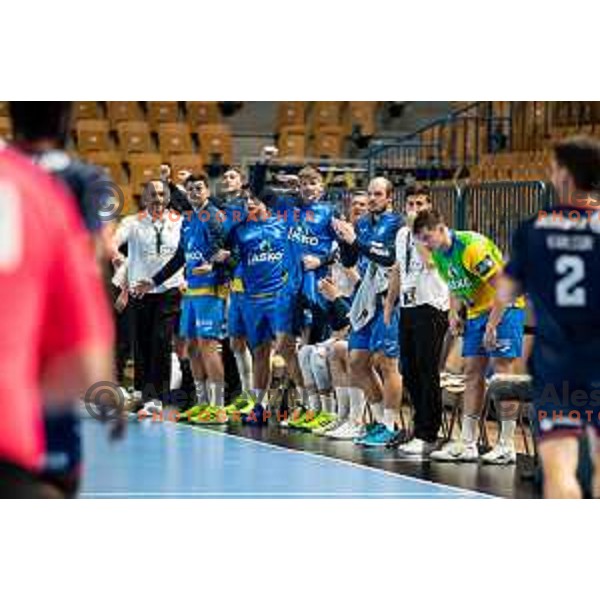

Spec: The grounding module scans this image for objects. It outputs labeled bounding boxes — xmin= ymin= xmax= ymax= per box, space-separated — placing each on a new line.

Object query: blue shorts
xmin=243 ymin=291 xmax=296 ymax=350
xmin=463 ymin=307 xmax=524 ymax=358
xmin=227 ymin=292 xmax=246 ymax=339
xmin=179 ymin=295 xmax=226 ymax=340
xmin=349 ymin=306 xmax=400 ymax=358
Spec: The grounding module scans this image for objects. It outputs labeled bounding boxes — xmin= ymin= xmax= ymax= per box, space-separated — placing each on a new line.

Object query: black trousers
xmin=131 ymin=289 xmax=181 ymax=402
xmin=400 ymin=304 xmax=448 ymax=443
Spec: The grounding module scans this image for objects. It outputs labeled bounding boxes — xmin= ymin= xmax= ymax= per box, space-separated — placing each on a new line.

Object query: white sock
xmin=462 ymin=415 xmax=479 ymax=444
xmin=335 ymin=387 xmax=351 ymax=420
xmin=195 ymin=379 xmax=207 ymax=405
xmin=383 ymin=408 xmax=399 ymax=432
xmin=499 ymin=419 xmax=516 ymax=446
xmin=371 ymin=401 xmax=384 ymax=423
xmin=321 ymin=392 xmax=335 ymax=414
xmin=348 ymin=387 xmax=365 ymax=422
xmin=308 ymin=393 xmax=321 ymax=412
xmin=207 ymin=381 xmax=224 ymax=407
xmin=234 ymin=348 xmax=254 ymax=392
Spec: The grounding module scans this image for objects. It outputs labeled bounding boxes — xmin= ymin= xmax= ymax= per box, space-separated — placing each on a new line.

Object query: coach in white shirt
xmin=113 ymin=180 xmax=184 ymax=411
xmin=384 ymin=185 xmax=449 ymax=455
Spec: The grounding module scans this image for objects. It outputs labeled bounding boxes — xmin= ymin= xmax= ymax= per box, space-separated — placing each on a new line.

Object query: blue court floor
xmin=80 ymin=419 xmax=491 ymax=499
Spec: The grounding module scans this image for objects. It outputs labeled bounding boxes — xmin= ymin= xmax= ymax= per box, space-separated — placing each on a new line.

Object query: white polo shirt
xmin=115 ymin=210 xmax=184 ymax=293
xmin=395 ymin=225 xmax=449 ymax=311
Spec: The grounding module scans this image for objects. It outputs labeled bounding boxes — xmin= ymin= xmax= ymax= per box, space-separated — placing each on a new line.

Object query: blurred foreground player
xmin=0 ymin=143 xmax=114 ymax=498
xmin=489 ymin=137 xmax=600 ymax=498
xmin=10 ymin=101 xmax=118 ymax=496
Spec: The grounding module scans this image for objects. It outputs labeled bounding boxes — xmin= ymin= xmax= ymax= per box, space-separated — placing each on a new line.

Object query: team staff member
xmin=414 ymin=209 xmax=525 ymax=464
xmin=385 ymin=185 xmax=449 ymax=455
xmin=0 ymin=144 xmax=114 ymax=498
xmin=114 ymin=180 xmax=184 ymax=414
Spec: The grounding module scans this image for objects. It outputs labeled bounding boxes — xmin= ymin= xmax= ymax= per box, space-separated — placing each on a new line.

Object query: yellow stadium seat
xmin=0 ymin=116 xmax=12 ymax=141
xmin=186 ymin=102 xmax=221 ymax=127
xmin=168 ymin=153 xmax=204 ymax=177
xmin=277 ymin=102 xmax=306 ymax=129
xmin=158 ymin=123 xmax=192 ymax=157
xmin=128 ymin=154 xmax=163 ymax=194
xmin=117 ymin=121 xmax=153 ymax=156
xmin=278 ymin=125 xmax=306 ymax=159
xmin=312 ymin=102 xmax=342 ymax=129
xmin=107 ymin=102 xmax=143 ymax=129
xmin=198 ymin=125 xmax=233 ymax=165
xmin=0 ymin=102 xmax=9 ymax=117
xmin=344 ymin=101 xmax=377 ymax=136
xmin=312 ymin=125 xmax=344 ymax=158
xmin=84 ymin=151 xmax=124 ymax=184
xmin=73 ymin=102 xmax=100 ymax=120
xmin=147 ymin=102 xmax=179 ymax=129
xmin=76 ymin=119 xmax=111 ymax=153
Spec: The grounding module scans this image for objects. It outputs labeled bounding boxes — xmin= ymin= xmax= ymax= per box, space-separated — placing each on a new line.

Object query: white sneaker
xmin=324 ymin=419 xmax=348 ymax=438
xmin=138 ymin=400 xmax=163 ymax=417
xmin=328 ymin=421 xmax=364 ymax=441
xmin=430 ymin=440 xmax=479 ymax=462
xmin=398 ymin=438 xmax=436 ymax=456
xmin=314 ymin=418 xmax=346 ymax=436
xmin=480 ymin=442 xmax=516 ymax=465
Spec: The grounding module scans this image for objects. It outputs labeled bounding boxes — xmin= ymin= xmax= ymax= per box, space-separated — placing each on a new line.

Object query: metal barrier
xmin=462 ymin=181 xmax=548 ymax=253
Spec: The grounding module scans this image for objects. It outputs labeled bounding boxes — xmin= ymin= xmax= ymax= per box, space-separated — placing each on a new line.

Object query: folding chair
xmin=277 ymin=102 xmax=306 ymax=129
xmin=127 ymin=153 xmax=163 ymax=194
xmin=312 ymin=125 xmax=344 ymax=158
xmin=0 ymin=116 xmax=12 ymax=141
xmin=278 ymin=125 xmax=306 ymax=159
xmin=84 ymin=151 xmax=124 ymax=184
xmin=198 ymin=124 xmax=233 ymax=166
xmin=73 ymin=101 xmax=100 ymax=120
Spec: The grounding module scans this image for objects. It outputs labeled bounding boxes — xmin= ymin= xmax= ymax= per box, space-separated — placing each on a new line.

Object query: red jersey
xmin=0 ymin=145 xmax=113 ymax=472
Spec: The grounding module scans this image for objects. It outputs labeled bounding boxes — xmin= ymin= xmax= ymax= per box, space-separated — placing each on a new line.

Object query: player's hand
xmin=332 ymin=218 xmax=356 ymax=244
xmin=318 ymin=277 xmax=340 ymax=301
xmin=483 ymin=324 xmax=498 ymax=351
xmin=192 ymin=263 xmax=213 ymax=276
xmin=132 ymin=279 xmax=154 ymax=298
xmin=114 ymin=288 xmax=129 ymax=313
xmin=449 ymin=314 xmax=464 ymax=337
xmin=302 ymin=255 xmax=321 ymax=271
xmin=343 ymin=266 xmax=361 ymax=286
xmin=212 ymin=249 xmax=231 ymax=264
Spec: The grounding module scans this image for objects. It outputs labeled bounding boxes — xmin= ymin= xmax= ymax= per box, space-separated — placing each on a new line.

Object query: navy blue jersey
xmin=340 ymin=210 xmax=404 ymax=274
xmin=231 ymin=216 xmax=290 ymax=296
xmin=506 ymin=206 xmax=600 ymax=384
xmin=32 ymin=150 xmax=105 ymax=233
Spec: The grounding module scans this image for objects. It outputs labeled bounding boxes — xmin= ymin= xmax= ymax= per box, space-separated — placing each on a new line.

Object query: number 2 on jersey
xmin=555 ymin=255 xmax=586 ymax=307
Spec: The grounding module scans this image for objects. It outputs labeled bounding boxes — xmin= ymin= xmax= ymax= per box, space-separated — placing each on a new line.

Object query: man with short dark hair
xmin=413 ymin=209 xmax=525 ymax=463
xmin=384 ymin=185 xmax=449 ymax=454
xmin=488 ymin=136 xmax=600 ymax=497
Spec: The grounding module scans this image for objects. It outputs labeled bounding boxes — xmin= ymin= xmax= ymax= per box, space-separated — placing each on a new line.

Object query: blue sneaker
xmin=355 ymin=423 xmax=396 ymax=447
xmin=353 ymin=422 xmax=383 ymax=446
xmin=242 ymin=403 xmax=269 ymax=427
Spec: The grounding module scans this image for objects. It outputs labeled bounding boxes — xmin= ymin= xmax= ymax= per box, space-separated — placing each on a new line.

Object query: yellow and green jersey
xmin=431 ymin=230 xmax=524 ymax=318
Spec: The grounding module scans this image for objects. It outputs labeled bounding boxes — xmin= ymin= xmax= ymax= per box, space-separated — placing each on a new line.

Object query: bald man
xmin=332 ymin=177 xmax=404 ymax=446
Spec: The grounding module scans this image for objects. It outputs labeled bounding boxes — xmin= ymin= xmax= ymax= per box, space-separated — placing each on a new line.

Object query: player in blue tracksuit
xmin=267 ymin=167 xmax=338 ymax=371
xmin=334 ymin=177 xmax=404 ymax=446
xmin=487 ymin=137 xmax=600 ymax=498
xmin=228 ymin=193 xmax=301 ymax=422
xmin=138 ymin=173 xmax=230 ymax=415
